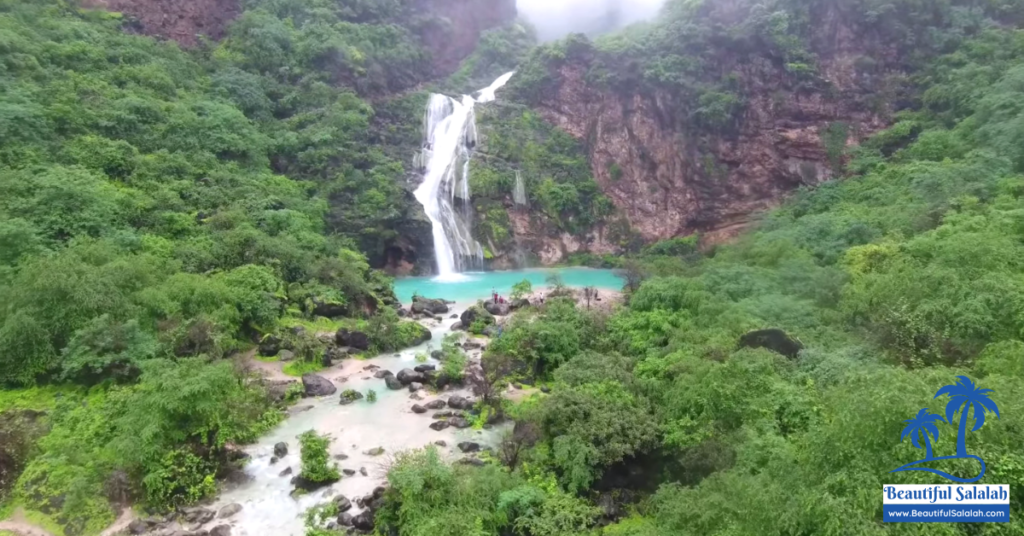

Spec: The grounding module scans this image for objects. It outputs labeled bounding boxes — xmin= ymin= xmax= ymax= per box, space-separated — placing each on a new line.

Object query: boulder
xmin=408 ymin=382 xmax=424 ymax=392
xmin=447 ymin=396 xmax=472 ymax=410
xmin=462 ymin=340 xmax=483 ymax=350
xmin=482 ymin=325 xmax=500 ymax=338
xmin=429 ymin=421 xmax=450 ymax=431
xmin=424 ymin=399 xmax=446 ymax=410
xmin=411 ymin=296 xmax=449 ymax=315
xmin=396 ymin=368 xmax=426 ymax=385
xmin=334 ymin=453 xmax=349 ymax=460
xmin=277 ymin=349 xmax=295 ymax=362
xmin=458 ymin=457 xmax=486 ymax=467
xmin=450 ymin=321 xmax=465 ymax=332
xmin=278 ymin=467 xmax=292 ymax=477
xmin=258 ymin=335 xmax=282 ymax=357
xmin=324 ymin=347 xmax=347 ymax=365
xmin=396 ymin=308 xmax=408 ymax=318
xmin=373 ymin=369 xmax=392 ymax=379
xmin=449 ymin=417 xmax=471 ymax=429
xmin=414 ymin=364 xmax=436 ymax=373
xmin=274 ymin=442 xmax=288 ymax=458
xmin=407 ymin=322 xmax=432 ymax=346
xmin=434 ymin=440 xmax=447 ymax=447
xmin=511 ymin=298 xmax=530 ymax=310
xmin=312 ymin=298 xmax=347 ymax=318
xmin=217 ymin=504 xmax=242 ymax=518
xmin=270 ymin=456 xmax=279 ymax=464
xmin=290 ymin=326 xmax=307 ymax=337
xmin=450 ymin=314 xmax=459 ymax=319
xmin=457 ymin=442 xmax=480 ymax=453
xmin=183 ymin=507 xmax=215 ymax=525
xmin=363 ymin=447 xmax=385 ymax=456
xmin=484 ymin=300 xmax=511 ymax=316
xmin=339 ymin=390 xmax=364 ymax=405
xmin=359 ymin=467 xmax=368 ymax=476
xmin=411 ymin=404 xmax=427 ymax=414
xmin=384 ymin=375 xmax=403 ymax=390
xmin=738 ymin=329 xmax=804 ymax=359
xmin=342 ymin=468 xmax=356 ymax=476
xmin=460 ymin=305 xmax=495 ymax=329
xmin=210 ymin=525 xmax=232 ymax=536
xmin=352 ymin=511 xmax=375 ymax=532
xmin=334 ymin=495 xmax=352 ymax=512
xmin=335 ymin=328 xmax=371 ymax=351
xmin=432 ymin=410 xmax=456 ymax=419
xmin=302 ymin=374 xmax=336 ymax=397
xmin=337 ymin=512 xmax=353 ymax=526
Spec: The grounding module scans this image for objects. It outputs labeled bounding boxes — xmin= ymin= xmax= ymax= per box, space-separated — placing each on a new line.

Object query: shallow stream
xmin=210 ymin=268 xmax=623 ymax=536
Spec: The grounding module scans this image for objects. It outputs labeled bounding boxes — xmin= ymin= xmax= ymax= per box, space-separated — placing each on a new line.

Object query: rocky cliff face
xmin=522 ymin=2 xmax=898 ymax=245
xmin=81 ymin=0 xmax=240 ymax=47
xmin=414 ymin=0 xmax=519 ymax=74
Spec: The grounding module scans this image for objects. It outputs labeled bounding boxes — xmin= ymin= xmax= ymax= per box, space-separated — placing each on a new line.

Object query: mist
xmin=516 ymin=0 xmax=667 ymax=42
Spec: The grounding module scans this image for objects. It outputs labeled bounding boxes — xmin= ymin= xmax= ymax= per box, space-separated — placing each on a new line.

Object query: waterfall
xmin=414 ymin=72 xmax=515 ymax=279
xmin=513 ymin=170 xmax=528 ymax=206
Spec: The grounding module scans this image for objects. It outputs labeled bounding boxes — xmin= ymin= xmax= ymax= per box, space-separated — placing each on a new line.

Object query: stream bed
xmin=207 ymin=269 xmax=624 ymax=536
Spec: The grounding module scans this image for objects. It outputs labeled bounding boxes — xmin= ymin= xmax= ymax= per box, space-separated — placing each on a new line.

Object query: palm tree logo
xmin=900 ymin=409 xmax=945 ymax=460
xmin=891 ymin=376 xmax=1000 ymax=483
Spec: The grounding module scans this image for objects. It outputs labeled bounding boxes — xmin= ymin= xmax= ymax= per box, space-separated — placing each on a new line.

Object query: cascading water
xmin=414 ymin=72 xmax=515 ymax=279
xmin=513 ymin=170 xmax=528 ymax=206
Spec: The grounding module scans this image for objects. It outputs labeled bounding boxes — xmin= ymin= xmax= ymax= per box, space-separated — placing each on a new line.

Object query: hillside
xmin=3 ymin=0 xmax=1024 ymax=535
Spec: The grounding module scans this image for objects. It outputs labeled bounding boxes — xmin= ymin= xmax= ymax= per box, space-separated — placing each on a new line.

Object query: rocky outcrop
xmin=411 ymin=296 xmax=450 ymax=315
xmin=413 ymin=0 xmax=518 ymax=74
xmin=82 ymin=0 xmax=240 ymax=47
xmin=738 ymin=329 xmax=804 ymax=359
xmin=460 ymin=305 xmax=495 ymax=329
xmin=302 ymin=374 xmax=336 ymax=397
xmin=517 ymin=4 xmax=897 ymax=247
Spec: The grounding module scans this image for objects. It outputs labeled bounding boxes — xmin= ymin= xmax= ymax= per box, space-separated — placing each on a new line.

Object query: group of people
xmin=491 ymin=289 xmax=506 ymax=304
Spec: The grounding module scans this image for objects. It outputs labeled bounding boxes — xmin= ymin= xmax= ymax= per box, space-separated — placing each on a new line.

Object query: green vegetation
xmin=298 ymin=430 xmax=339 ymax=485
xmin=0 ymin=0 xmax=434 ymax=531
xmin=511 ymin=279 xmax=533 ymax=301
xmin=371 ymin=8 xmax=1024 ymax=536
xmin=367 ymin=389 xmax=378 ymax=403
xmin=471 ymin=106 xmax=619 ymax=252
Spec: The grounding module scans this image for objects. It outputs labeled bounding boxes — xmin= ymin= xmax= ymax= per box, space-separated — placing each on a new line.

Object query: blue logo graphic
xmin=891 ymin=376 xmax=999 ymax=483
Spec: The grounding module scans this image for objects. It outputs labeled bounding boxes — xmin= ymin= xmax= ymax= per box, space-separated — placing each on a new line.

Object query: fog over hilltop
xmin=516 ymin=0 xmax=667 ymax=42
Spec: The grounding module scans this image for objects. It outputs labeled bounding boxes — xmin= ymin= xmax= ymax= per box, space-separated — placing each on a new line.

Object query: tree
xmin=511 ymin=279 xmax=533 ymax=301
xmin=616 ymin=260 xmax=647 ymax=294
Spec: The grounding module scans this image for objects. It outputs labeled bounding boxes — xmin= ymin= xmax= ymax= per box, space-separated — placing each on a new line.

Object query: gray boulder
xmin=396 ymin=368 xmax=426 ymax=385
xmin=302 ymin=374 xmax=336 ymax=397
xmin=411 ymin=404 xmax=427 ymax=414
xmin=458 ymin=442 xmax=480 ymax=453
xmin=210 ymin=525 xmax=232 ymax=536
xmin=484 ymin=300 xmax=511 ymax=316
xmin=411 ymin=296 xmax=449 ymax=315
xmin=335 ymin=328 xmax=371 ymax=351
xmin=460 ymin=305 xmax=495 ymax=329
xmin=429 ymin=421 xmax=450 ymax=431
xmin=414 ymin=364 xmax=436 ymax=373
xmin=384 ymin=375 xmax=403 ymax=390
xmin=447 ymin=396 xmax=472 ymax=410
xmin=217 ymin=503 xmax=242 ymax=518
xmin=277 ymin=349 xmax=295 ymax=362
xmin=334 ymin=495 xmax=352 ymax=512
xmin=409 ymin=382 xmax=424 ymax=392
xmin=449 ymin=417 xmax=471 ymax=429
xmin=274 ymin=442 xmax=288 ymax=458
xmin=424 ymin=400 xmax=446 ymax=410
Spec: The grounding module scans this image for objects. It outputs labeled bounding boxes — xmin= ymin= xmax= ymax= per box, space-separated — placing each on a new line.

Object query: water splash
xmin=513 ymin=170 xmax=528 ymax=206
xmin=414 ymin=72 xmax=515 ymax=279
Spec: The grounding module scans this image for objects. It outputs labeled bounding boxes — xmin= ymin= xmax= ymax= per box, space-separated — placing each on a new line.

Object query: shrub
xmin=298 ymin=431 xmax=339 ymax=484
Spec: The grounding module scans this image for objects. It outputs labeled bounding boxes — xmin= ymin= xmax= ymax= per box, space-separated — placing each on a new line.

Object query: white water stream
xmin=414 ymin=72 xmax=515 ymax=279
xmin=210 ymin=305 xmax=504 ymax=536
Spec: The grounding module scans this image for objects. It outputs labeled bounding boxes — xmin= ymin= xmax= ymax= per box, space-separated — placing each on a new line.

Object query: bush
xmin=366 ymin=389 xmax=378 ymax=403
xmin=298 ymin=431 xmax=339 ymax=484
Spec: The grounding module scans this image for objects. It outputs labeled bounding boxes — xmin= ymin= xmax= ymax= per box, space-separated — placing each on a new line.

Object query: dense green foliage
xmin=376 ymin=14 xmax=1024 ymax=536
xmin=471 ymin=105 xmax=629 ymax=258
xmin=0 ymin=0 xmax=442 ymax=531
xmin=298 ymin=430 xmax=339 ymax=484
